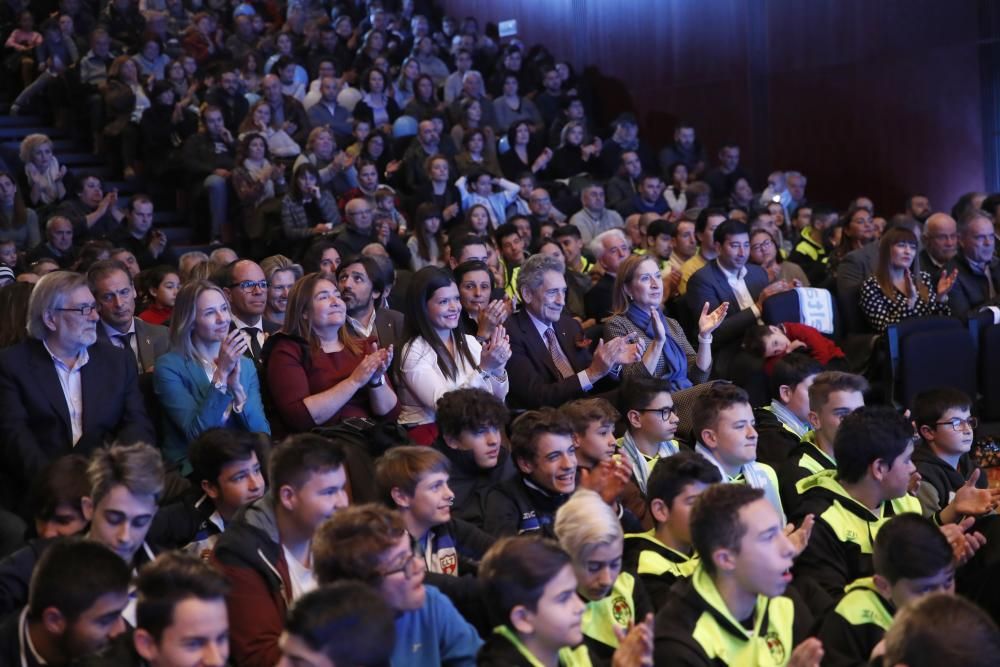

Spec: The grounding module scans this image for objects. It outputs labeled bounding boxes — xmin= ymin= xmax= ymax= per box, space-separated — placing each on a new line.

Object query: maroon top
xmin=265 ymin=334 xmax=400 ymax=434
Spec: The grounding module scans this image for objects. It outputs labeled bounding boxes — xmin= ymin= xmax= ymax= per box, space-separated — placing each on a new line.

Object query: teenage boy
xmin=434 ymin=388 xmax=516 ymax=529
xmin=616 ymin=376 xmax=682 ymax=497
xmin=0 ymin=538 xmax=130 ymax=666
xmin=792 ymin=406 xmax=984 ymax=613
xmin=477 ymin=535 xmax=654 ymax=667
xmin=483 ymin=408 xmax=578 ymax=537
xmin=91 ymin=551 xmax=231 ymax=667
xmin=692 ymin=383 xmax=784 ymax=520
xmin=213 ymin=434 xmax=349 ymax=667
xmin=0 ymin=443 xmax=164 ymax=621
xmin=645 ymin=218 xmax=682 ymax=301
xmin=653 ymin=484 xmax=823 ymax=666
xmin=312 ymin=503 xmax=483 ymax=667
xmin=278 ymin=582 xmax=396 ymax=667
xmin=816 ymin=514 xmax=955 ymax=667
xmin=27 ymin=454 xmax=90 ymax=539
xmin=148 ymin=429 xmax=268 ymax=556
xmin=753 ymin=354 xmax=822 ymax=468
xmin=911 ymin=387 xmax=996 ymax=521
xmin=880 ymin=593 xmax=1000 ymax=667
xmin=622 ymin=452 xmax=721 ymax=610
xmin=788 ymin=205 xmax=837 ymax=286
xmin=376 ymin=446 xmax=495 ymax=579
xmin=779 ymin=371 xmax=867 ymax=513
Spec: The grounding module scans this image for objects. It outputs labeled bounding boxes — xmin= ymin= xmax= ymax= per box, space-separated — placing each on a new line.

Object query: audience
xmin=0 ymin=6 xmax=998 ymax=666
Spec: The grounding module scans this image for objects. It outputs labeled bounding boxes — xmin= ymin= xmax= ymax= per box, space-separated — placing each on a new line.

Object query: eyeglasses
xmin=229 ymin=280 xmax=269 ymax=292
xmin=750 ymin=240 xmax=774 ymax=253
xmin=934 ymin=417 xmax=978 ymax=431
xmin=349 ymin=209 xmax=373 ymax=217
xmin=55 ymin=303 xmax=98 ymax=316
xmin=382 ymin=553 xmax=421 ymax=579
xmin=635 ymin=406 xmax=676 ymax=421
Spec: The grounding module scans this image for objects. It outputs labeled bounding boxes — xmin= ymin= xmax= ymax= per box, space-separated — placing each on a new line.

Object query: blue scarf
xmin=626 ymin=302 xmax=692 ymax=390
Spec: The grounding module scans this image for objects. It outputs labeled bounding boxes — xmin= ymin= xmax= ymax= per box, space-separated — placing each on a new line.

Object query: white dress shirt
xmin=525 ymin=309 xmax=593 ymax=391
xmin=716 ymin=260 xmax=761 ymax=319
xmin=43 ymin=340 xmax=88 ymax=446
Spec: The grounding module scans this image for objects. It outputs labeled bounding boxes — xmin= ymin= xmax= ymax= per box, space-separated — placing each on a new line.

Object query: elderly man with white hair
xmin=0 ymin=270 xmax=153 ymax=512
xmin=585 ymin=228 xmax=631 ymax=322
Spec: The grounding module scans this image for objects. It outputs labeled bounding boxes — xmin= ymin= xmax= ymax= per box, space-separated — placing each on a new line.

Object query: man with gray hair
xmin=504 ymin=253 xmax=639 ymax=409
xmin=585 ymin=229 xmax=631 ymax=322
xmin=569 ymin=183 xmax=624 ymax=244
xmin=0 ymin=271 xmax=153 ymax=512
xmin=27 ymin=216 xmax=76 ymax=269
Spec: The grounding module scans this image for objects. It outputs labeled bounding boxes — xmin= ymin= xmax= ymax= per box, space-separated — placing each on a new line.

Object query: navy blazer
xmin=0 ymin=339 xmax=154 ymax=509
xmin=685 ymin=260 xmax=769 ymax=347
xmin=504 ymin=308 xmax=594 ymax=410
xmin=153 ymin=351 xmax=270 ymax=469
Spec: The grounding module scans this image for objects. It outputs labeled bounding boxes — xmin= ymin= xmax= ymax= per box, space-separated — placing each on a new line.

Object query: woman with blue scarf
xmin=604 ymin=254 xmax=727 ymax=390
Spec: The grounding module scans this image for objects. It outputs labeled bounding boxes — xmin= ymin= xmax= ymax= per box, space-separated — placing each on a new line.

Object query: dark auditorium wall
xmin=440 ymin=0 xmax=993 ymax=215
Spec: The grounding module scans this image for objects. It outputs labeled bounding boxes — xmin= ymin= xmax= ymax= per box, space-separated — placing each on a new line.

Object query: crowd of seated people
xmin=1 ymin=1 xmax=1000 ymax=666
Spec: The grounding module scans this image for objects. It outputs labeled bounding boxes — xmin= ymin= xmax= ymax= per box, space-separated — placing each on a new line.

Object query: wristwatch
xmin=368 ymin=374 xmax=384 ymax=387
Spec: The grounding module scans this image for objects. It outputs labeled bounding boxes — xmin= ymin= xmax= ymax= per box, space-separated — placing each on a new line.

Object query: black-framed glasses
xmin=382 ymin=552 xmax=421 ymax=579
xmin=229 ymin=280 xmax=269 ymax=292
xmin=635 ymin=406 xmax=676 ymax=421
xmin=934 ymin=417 xmax=978 ymax=431
xmin=750 ymin=239 xmax=774 ymax=253
xmin=55 ymin=303 xmax=98 ymax=316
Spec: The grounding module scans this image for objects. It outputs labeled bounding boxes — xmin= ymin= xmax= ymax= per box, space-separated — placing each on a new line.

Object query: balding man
xmin=568 ymin=184 xmax=624 ymax=244
xmin=261 ymin=73 xmax=310 ymax=145
xmin=27 ymin=216 xmax=76 ymax=268
xmin=218 ymin=259 xmax=278 ymax=366
xmin=306 ymin=76 xmax=352 ymax=140
xmin=920 ymin=213 xmax=959 ymax=285
xmin=948 ymin=210 xmax=1000 ymax=321
xmin=0 ymin=271 xmax=153 ymax=511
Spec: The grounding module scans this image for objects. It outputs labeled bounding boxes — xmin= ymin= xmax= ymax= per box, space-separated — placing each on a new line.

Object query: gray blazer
xmin=97 ymin=318 xmax=170 ymax=373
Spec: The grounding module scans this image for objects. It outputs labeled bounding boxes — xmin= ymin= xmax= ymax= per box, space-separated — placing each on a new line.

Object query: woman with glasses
xmin=153 ymin=280 xmax=270 ymax=472
xmin=748 ymin=229 xmax=808 ymax=286
xmin=260 ymin=254 xmax=302 ymax=329
xmin=263 ymin=272 xmax=398 ymax=436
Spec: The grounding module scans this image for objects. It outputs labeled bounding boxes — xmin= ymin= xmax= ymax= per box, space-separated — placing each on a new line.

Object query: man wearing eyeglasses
xmin=87 ymin=259 xmax=169 ymax=374
xmin=218 ymin=259 xmax=277 ymax=366
xmin=0 ymin=271 xmax=153 ymax=516
xmin=944 ymin=210 xmax=1000 ymax=321
xmin=312 ymin=504 xmax=482 ymax=667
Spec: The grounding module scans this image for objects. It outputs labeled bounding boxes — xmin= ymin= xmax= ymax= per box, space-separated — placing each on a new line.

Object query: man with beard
xmin=0 ymin=272 xmax=153 ymax=510
xmin=906 ymin=194 xmax=932 ymax=225
xmin=88 ymin=260 xmax=169 ymax=374
xmin=336 ymin=255 xmax=403 ymax=351
xmin=0 ymin=538 xmax=130 ymax=666
xmin=217 ymin=259 xmax=277 ymax=367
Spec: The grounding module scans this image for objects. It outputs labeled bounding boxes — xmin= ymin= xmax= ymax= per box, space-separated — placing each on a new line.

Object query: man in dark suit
xmin=217 ymin=259 xmax=279 ymax=367
xmin=0 ymin=272 xmax=154 ymax=514
xmin=505 ymin=254 xmax=639 ymax=410
xmin=584 ymin=229 xmax=631 ymax=323
xmin=919 ymin=212 xmax=959 ymax=286
xmin=948 ymin=210 xmax=1000 ymax=321
xmin=686 ymin=220 xmax=788 ymax=374
xmin=336 ymin=255 xmax=403 ymax=350
xmin=88 ymin=260 xmax=169 ymax=374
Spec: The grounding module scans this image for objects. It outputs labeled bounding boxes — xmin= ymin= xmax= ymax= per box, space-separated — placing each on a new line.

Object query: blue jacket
xmin=153 ymin=351 xmax=270 ymax=468
xmin=391 ymin=585 xmax=482 ymax=667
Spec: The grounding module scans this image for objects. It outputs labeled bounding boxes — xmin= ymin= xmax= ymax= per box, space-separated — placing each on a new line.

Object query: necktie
xmin=544 ymin=327 xmax=574 ymax=380
xmin=243 ymin=327 xmax=262 ymax=360
xmin=115 ymin=331 xmax=141 ymax=371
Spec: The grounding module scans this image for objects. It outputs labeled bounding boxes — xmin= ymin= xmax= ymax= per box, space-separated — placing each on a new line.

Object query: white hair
xmin=589 ymin=229 xmax=628 ymax=262
xmin=555 ymin=489 xmax=623 ymax=563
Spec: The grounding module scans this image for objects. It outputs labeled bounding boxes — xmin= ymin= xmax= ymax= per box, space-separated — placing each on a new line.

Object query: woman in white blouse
xmin=396 ymin=266 xmax=510 ymax=444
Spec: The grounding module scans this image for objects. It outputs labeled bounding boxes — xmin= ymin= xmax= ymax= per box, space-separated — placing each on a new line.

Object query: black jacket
xmin=433 ymin=439 xmax=516 ymax=529
xmin=483 ymin=475 xmax=570 ymax=538
xmin=752 ymin=405 xmax=803 ymax=469
xmin=911 ymin=440 xmax=987 ymax=516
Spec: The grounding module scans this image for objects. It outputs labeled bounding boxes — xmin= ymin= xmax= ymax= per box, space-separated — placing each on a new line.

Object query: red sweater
xmin=763 ymin=322 xmax=846 ymax=374
xmin=265 ymin=335 xmax=401 ymax=435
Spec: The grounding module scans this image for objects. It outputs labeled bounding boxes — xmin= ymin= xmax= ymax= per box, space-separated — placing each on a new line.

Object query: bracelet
xmin=491 ymin=370 xmax=508 ymax=382
xmin=698 ymin=333 xmax=713 ymax=344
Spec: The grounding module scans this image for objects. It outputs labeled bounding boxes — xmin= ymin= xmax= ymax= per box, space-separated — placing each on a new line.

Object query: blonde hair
xmin=168 ymin=280 xmax=229 ymax=359
xmin=611 ymin=253 xmax=660 ymax=314
xmin=554 ymin=489 xmax=623 ymax=563
xmin=88 ymin=443 xmax=165 ymax=506
xmin=260 ymin=254 xmax=303 ymax=282
xmin=19 ymin=134 xmax=52 ymax=164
